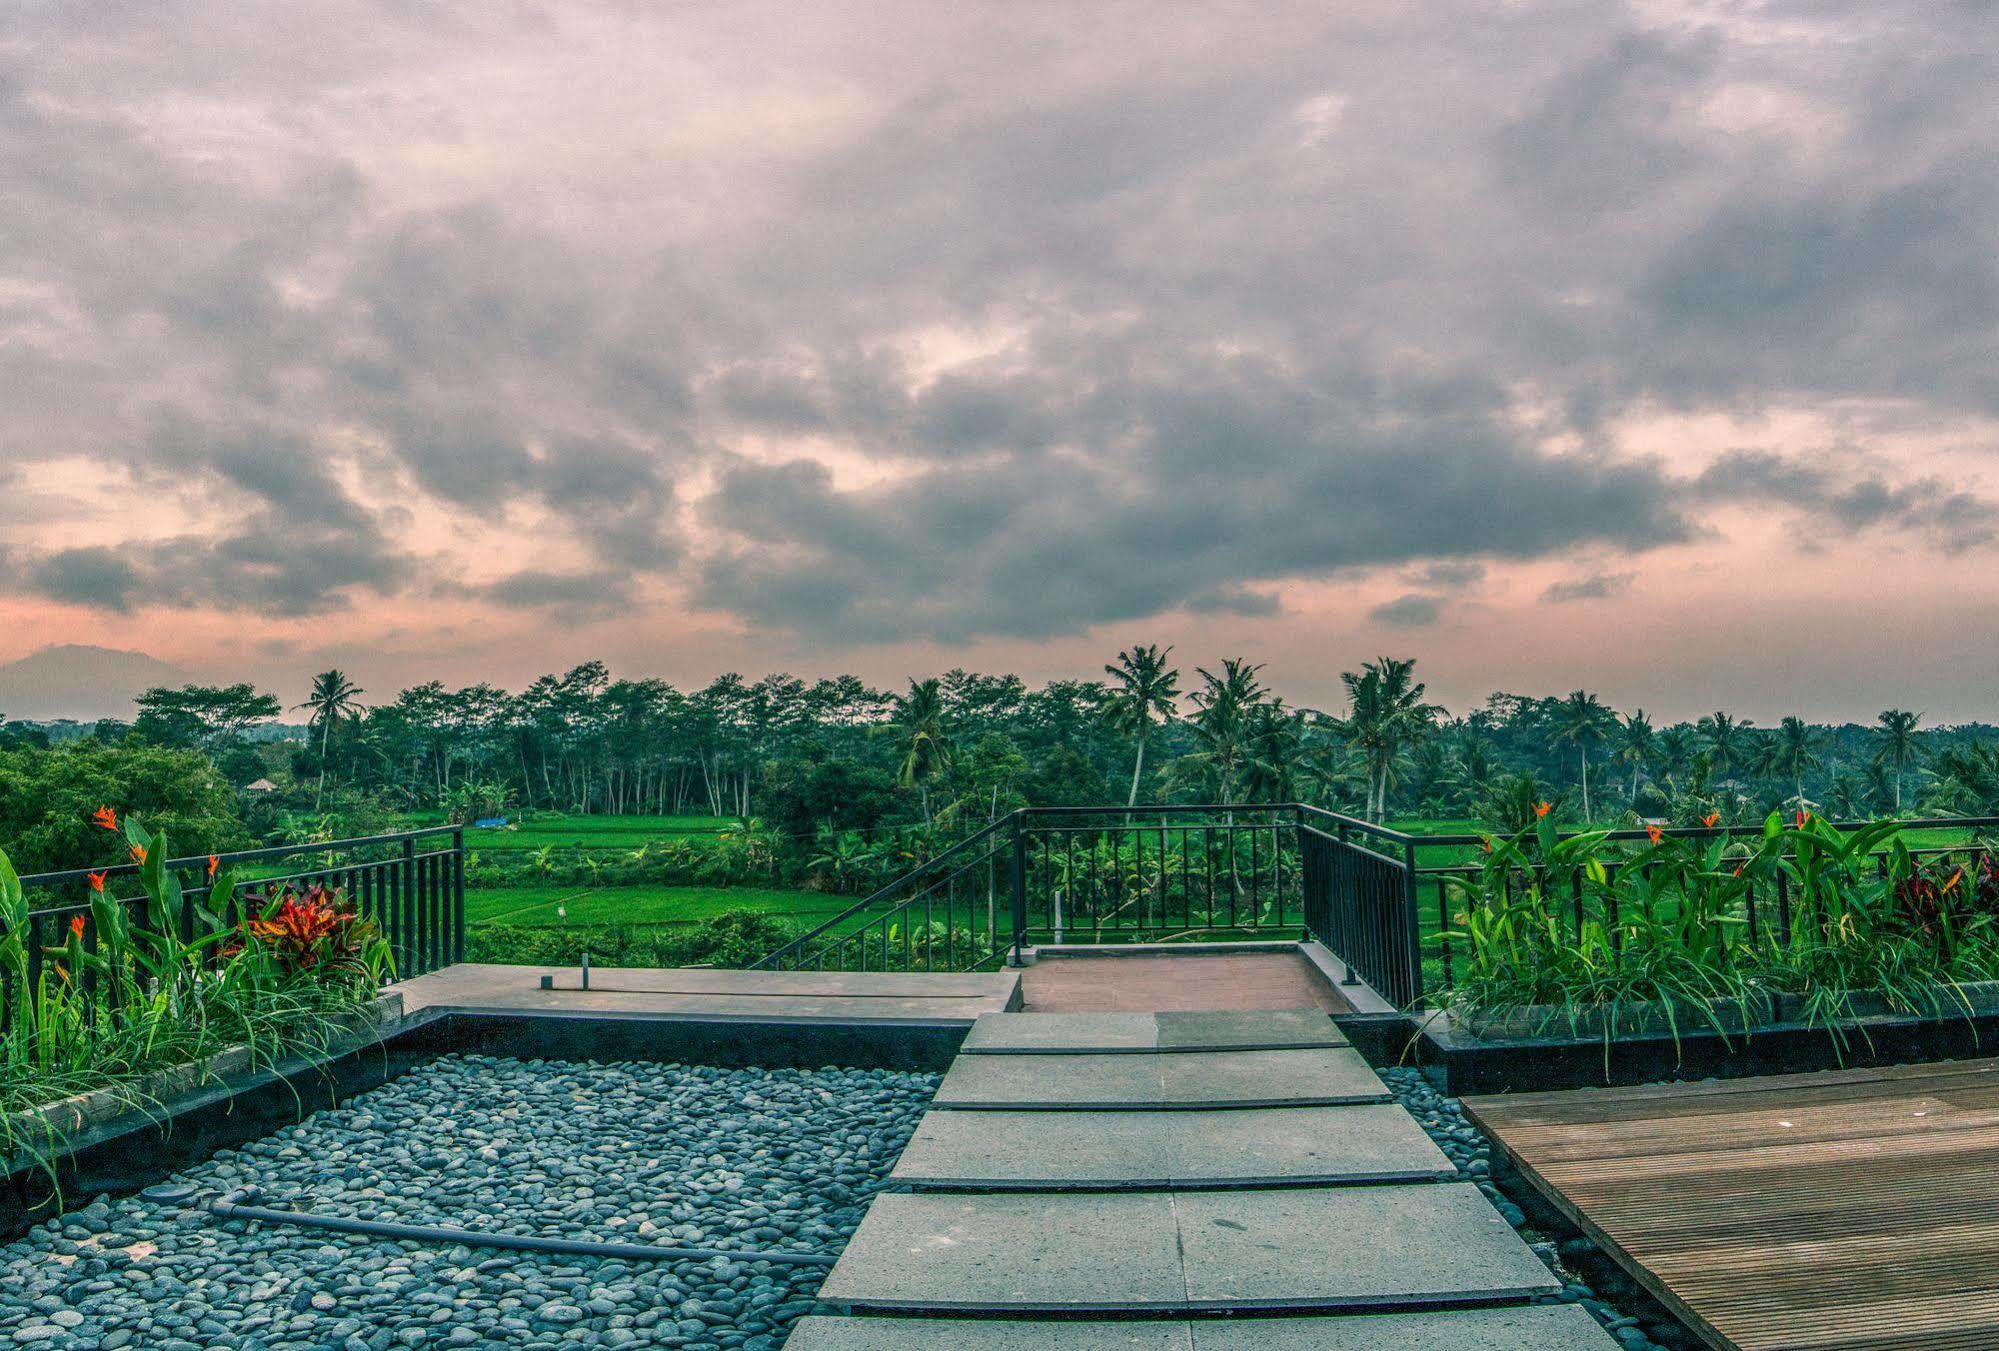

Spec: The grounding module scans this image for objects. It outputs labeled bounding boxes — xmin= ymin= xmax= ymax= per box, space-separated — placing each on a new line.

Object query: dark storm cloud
xmin=1405 ymin=561 xmax=1487 ymax=591
xmin=1695 ymin=450 xmax=1998 ymax=552
xmin=462 ymin=569 xmax=639 ymax=624
xmin=1184 ymin=588 xmax=1282 ymax=618
xmin=694 ymin=347 xmax=1697 ymax=640
xmin=1370 ymin=595 xmax=1445 ymax=628
xmin=1542 ymin=571 xmax=1637 ymax=604
xmin=0 ymin=1 xmax=1994 ymax=635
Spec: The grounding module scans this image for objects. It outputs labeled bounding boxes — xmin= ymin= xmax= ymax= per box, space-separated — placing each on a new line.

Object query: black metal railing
xmin=757 ymin=805 xmax=1324 ymax=976
xmin=10 ymin=829 xmax=466 ymax=1025
xmin=754 ymin=815 xmax=1020 ymax=973
xmin=1411 ymin=815 xmax=1999 ymax=996
xmin=754 ymin=805 xmax=1999 ymax=1004
xmin=1298 ymin=807 xmax=1423 ymax=1007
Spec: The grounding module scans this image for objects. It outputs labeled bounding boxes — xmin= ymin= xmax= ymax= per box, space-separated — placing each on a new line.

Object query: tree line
xmin=7 ymin=652 xmax=1999 ymax=855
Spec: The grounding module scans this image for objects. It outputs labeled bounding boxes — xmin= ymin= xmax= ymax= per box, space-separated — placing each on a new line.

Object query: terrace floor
xmin=1021 ymin=948 xmax=1354 ymax=1013
xmin=387 ymin=961 xmax=1022 ymax=1022
xmin=1465 ymin=1057 xmax=1999 ymax=1351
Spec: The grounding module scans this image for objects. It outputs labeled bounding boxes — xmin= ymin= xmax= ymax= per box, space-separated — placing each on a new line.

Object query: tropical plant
xmin=887 ymin=679 xmax=955 ymax=824
xmin=296 ymin=670 xmax=367 ymax=811
xmin=1875 ymin=709 xmax=1923 ymax=813
xmin=1615 ymin=710 xmax=1654 ymax=806
xmin=1337 ymin=657 xmax=1443 ymax=822
xmin=2 ymin=808 xmax=395 ymax=1183
xmin=1102 ymin=645 xmax=1180 ymax=809
xmin=1764 ymin=715 xmax=1825 ymax=811
xmin=1552 ymin=690 xmax=1615 ymax=820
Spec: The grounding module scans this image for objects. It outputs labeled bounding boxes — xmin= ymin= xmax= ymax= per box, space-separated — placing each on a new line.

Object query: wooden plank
xmin=1464 ymin=1058 xmax=1999 ymax=1351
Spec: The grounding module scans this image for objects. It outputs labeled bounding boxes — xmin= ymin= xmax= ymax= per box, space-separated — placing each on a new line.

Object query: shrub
xmin=1441 ymin=809 xmax=1999 ymax=1059
xmin=466 ymin=910 xmax=798 ymax=969
xmin=2 ymin=808 xmax=395 ymax=1178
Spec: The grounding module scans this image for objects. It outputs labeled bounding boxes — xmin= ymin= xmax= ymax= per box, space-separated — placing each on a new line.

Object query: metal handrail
xmin=751 ymin=812 xmax=1023 ymax=967
xmin=19 ymin=827 xmax=462 ymax=895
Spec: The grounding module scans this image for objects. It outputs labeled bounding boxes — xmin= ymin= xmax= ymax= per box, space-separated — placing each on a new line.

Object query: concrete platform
xmin=890 ymin=1104 xmax=1454 ymax=1189
xmin=787 ymin=1306 xmax=1619 ymax=1349
xmin=930 ymin=1047 xmax=1389 ymax=1110
xmin=386 ymin=962 xmax=1020 ymax=1023
xmin=815 ymin=1184 xmax=1560 ymax=1313
xmin=960 ymin=1008 xmax=1346 ymax=1055
xmin=1020 ymin=950 xmax=1350 ymax=1013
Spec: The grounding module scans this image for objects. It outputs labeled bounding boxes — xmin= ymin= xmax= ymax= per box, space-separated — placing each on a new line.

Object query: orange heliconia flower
xmin=1534 ymin=801 xmax=1552 ymax=818
xmin=87 ymin=871 xmax=107 ymax=892
xmin=92 ymin=805 xmax=118 ymax=832
xmin=128 ymin=844 xmax=147 ymax=864
xmin=69 ymin=915 xmax=86 ymax=939
xmin=1701 ymin=813 xmax=1720 ymax=828
xmin=1946 ymin=868 xmax=1964 ymax=894
xmin=1646 ymin=824 xmax=1664 ymax=845
xmin=208 ymin=854 xmax=221 ymax=880
xmin=1732 ymin=863 xmax=1745 ymax=877
xmin=1795 ymin=810 xmax=1809 ymax=828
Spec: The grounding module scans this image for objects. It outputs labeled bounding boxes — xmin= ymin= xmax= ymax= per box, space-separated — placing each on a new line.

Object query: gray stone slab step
xmin=1194 ymin=1307 xmax=1620 ymax=1349
xmin=819 ymin=1191 xmax=1184 ymax=1312
xmin=931 ymin=1047 xmax=1388 ymax=1110
xmin=786 ymin=1306 xmax=1619 ymax=1350
xmin=1175 ymin=1185 xmax=1560 ymax=1309
xmin=786 ymin=1317 xmax=1194 ymax=1349
xmin=960 ymin=1009 xmax=1346 ymax=1055
xmin=891 ymin=1104 xmax=1454 ymax=1189
xmin=816 ymin=1183 xmax=1559 ymax=1313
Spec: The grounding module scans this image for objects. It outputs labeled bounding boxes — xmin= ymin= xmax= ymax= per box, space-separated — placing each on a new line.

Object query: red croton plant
xmin=239 ymin=882 xmax=383 ymax=980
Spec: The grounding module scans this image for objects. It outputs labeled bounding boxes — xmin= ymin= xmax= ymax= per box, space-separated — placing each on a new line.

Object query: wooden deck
xmin=1463 ymin=1057 xmax=1999 ymax=1351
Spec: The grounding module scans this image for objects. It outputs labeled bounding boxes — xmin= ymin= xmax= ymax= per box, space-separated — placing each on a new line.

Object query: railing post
xmin=1401 ymin=835 xmax=1424 ymax=1007
xmin=401 ymin=835 xmax=418 ymax=976
xmin=1009 ymin=812 xmax=1028 ymax=966
xmin=451 ymin=827 xmax=466 ymax=965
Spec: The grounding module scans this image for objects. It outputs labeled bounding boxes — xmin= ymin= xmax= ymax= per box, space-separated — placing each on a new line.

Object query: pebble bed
xmin=1381 ymin=1066 xmax=1699 ymax=1351
xmin=0 ymin=1054 xmax=938 ymax=1350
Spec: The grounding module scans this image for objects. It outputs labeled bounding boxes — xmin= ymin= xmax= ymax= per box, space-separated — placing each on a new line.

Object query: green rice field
xmin=465 ymin=883 xmax=845 ymax=930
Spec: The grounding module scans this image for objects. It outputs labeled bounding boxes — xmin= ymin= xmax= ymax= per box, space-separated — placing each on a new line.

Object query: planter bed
xmin=1420 ymin=987 xmax=1999 ymax=1094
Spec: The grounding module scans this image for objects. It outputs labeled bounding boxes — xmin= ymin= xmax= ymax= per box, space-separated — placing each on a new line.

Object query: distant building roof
xmin=244 ymin=778 xmax=277 ymax=792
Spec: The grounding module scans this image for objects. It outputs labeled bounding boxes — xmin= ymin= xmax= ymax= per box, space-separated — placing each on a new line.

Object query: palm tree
xmin=1874 ymin=709 xmax=1923 ymax=813
xmin=890 ymin=678 xmax=955 ymax=824
xmin=1102 ymin=645 xmax=1180 ymax=808
xmin=1697 ymin=711 xmax=1754 ymax=779
xmin=1181 ymin=659 xmax=1266 ymax=807
xmin=1767 ymin=715 xmax=1825 ymax=811
xmin=1242 ymin=700 xmax=1306 ymax=803
xmin=296 ymin=669 xmax=366 ymax=810
xmin=1552 ymin=690 xmax=1615 ymax=820
xmin=1337 ymin=657 xmax=1443 ymax=822
xmin=1653 ymin=725 xmax=1696 ymax=788
xmin=1614 ymin=709 xmax=1655 ymax=807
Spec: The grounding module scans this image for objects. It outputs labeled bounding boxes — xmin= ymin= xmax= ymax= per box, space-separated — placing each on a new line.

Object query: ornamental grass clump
xmin=1442 ymin=806 xmax=1999 ymax=1064
xmin=1 ymin=807 xmax=393 ymax=1182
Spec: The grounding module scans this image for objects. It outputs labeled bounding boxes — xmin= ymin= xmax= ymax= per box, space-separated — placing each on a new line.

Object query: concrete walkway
xmin=387 ymin=962 xmax=1021 ymax=1023
xmin=1021 ymin=950 xmax=1352 ymax=1012
xmin=797 ymin=1009 xmax=1619 ymax=1347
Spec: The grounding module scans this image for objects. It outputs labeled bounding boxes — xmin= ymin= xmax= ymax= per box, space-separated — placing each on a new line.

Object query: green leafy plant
xmin=1440 ymin=808 xmax=1999 ymax=1071
xmin=1 ymin=807 xmax=397 ymax=1196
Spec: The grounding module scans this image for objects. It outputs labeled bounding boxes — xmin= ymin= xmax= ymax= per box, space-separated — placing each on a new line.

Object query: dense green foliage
xmin=465 ymin=911 xmax=798 ymax=968
xmin=0 ymin=743 xmax=244 ymax=874
xmin=1 ymin=815 xmax=392 ymax=1147
xmin=1442 ymin=811 xmax=1999 ymax=1053
xmin=13 ymin=652 xmax=1999 ymax=903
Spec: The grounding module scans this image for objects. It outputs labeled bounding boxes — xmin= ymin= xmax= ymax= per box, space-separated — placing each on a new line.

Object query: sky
xmin=1 ymin=0 xmax=1997 ymax=724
